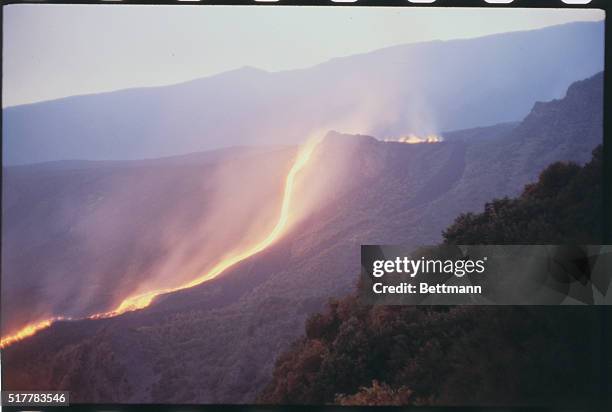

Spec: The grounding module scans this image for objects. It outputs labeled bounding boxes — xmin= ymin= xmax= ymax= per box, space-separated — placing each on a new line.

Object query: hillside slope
xmin=259 ymin=145 xmax=604 ymax=406
xmin=1 ymin=72 xmax=604 ymax=403
xmin=1 ymin=146 xmax=296 ymax=337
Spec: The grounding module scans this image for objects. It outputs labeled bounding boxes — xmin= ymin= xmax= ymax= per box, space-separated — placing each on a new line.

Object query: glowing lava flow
xmin=0 ymin=137 xmax=323 ymax=349
xmin=0 ymin=317 xmax=68 ymax=349
xmin=384 ymin=134 xmax=443 ymax=144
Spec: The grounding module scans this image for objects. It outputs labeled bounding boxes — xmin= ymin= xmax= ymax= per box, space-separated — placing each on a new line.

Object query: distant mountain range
xmin=2 ymin=71 xmax=603 ymax=403
xmin=3 ymin=21 xmax=603 ymax=165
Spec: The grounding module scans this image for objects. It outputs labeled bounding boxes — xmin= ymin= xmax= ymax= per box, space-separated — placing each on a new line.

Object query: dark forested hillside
xmin=258 ymin=146 xmax=604 ymax=406
xmin=443 ymin=145 xmax=603 ymax=245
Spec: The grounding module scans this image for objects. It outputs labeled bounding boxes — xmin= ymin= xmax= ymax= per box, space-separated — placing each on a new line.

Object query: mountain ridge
xmin=4 ymin=21 xmax=599 ymax=111
xmin=3 ymin=21 xmax=603 ymax=165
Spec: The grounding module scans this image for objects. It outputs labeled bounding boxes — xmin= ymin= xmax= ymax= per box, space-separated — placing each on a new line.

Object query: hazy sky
xmin=3 ymin=5 xmax=604 ymax=107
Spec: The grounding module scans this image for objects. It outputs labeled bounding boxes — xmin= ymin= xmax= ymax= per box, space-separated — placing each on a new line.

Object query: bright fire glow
xmin=0 ymin=317 xmax=68 ymax=349
xmin=1 ymin=137 xmax=323 ymax=348
xmin=385 ymin=134 xmax=443 ymax=144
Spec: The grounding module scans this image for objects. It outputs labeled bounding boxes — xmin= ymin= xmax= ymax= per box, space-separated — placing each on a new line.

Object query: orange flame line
xmin=1 ymin=138 xmax=322 ymax=349
xmin=0 ymin=317 xmax=69 ymax=349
